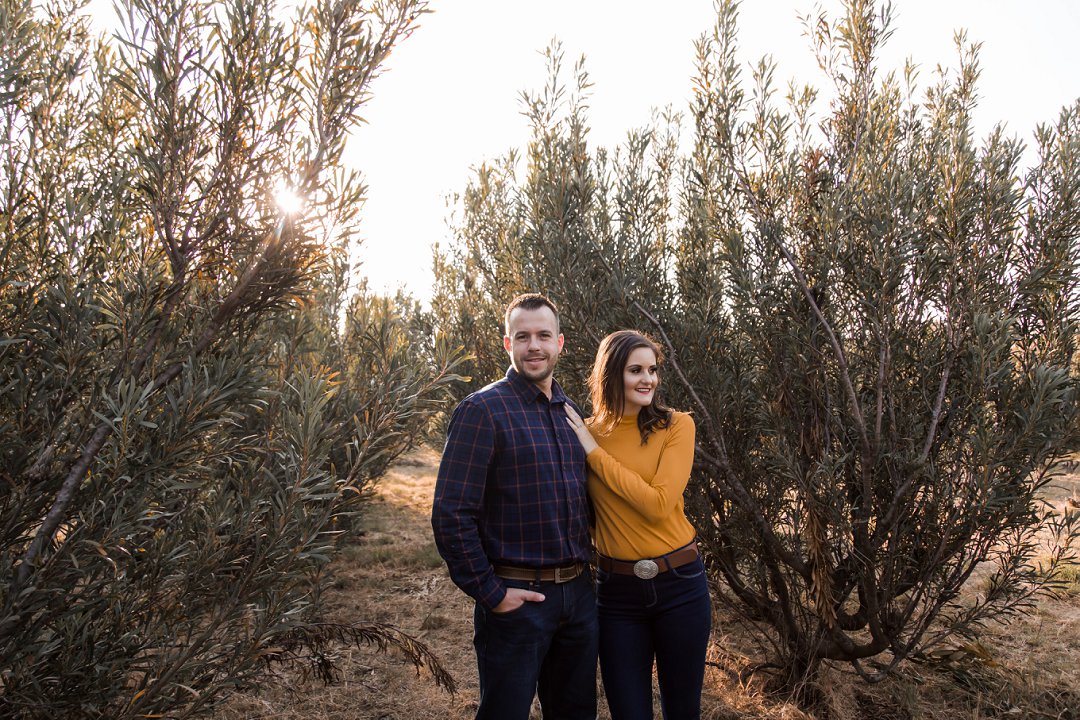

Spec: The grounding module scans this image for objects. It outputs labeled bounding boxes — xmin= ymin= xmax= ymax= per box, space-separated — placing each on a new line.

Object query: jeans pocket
xmin=488 ymin=579 xmax=544 ymax=618
xmin=489 ymin=602 xmax=529 ymax=618
xmin=670 ymin=557 xmax=706 ymax=579
xmin=477 ymin=595 xmax=550 ymax=655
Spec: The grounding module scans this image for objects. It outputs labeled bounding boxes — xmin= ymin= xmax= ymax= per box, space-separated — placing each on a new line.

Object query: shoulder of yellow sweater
xmin=652 ymin=411 xmax=693 ymax=444
xmin=668 ymin=411 xmax=695 ymax=430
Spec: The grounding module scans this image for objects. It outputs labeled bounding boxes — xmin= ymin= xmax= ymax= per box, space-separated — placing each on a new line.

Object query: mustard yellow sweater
xmin=585 ymin=411 xmax=696 ymax=560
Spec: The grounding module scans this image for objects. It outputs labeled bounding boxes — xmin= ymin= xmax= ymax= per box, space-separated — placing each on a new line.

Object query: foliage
xmin=432 ymin=0 xmax=1080 ymax=702
xmin=0 ymin=0 xmax=463 ymax=717
xmin=431 ymin=44 xmax=683 ymax=402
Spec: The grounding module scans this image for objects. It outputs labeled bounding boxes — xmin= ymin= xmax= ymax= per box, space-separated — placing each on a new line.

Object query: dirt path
xmin=218 ymin=451 xmax=1080 ymax=720
xmin=219 ymin=447 xmax=482 ymax=720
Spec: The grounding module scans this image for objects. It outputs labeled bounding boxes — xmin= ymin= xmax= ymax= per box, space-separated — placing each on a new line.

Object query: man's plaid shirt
xmin=431 ymin=368 xmax=591 ymax=610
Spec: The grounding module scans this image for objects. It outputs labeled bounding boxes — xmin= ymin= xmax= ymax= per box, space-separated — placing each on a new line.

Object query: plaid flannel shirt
xmin=431 ymin=368 xmax=591 ymax=610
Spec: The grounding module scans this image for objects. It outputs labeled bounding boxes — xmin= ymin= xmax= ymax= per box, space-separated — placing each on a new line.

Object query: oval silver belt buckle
xmin=633 ymin=559 xmax=659 ymax=579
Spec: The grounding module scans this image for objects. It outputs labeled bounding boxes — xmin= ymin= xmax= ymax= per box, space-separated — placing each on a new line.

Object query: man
xmin=432 ymin=293 xmax=597 ymax=720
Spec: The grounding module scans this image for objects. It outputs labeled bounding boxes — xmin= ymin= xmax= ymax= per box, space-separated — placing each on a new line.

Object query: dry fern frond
xmin=267 ymin=621 xmax=457 ymax=694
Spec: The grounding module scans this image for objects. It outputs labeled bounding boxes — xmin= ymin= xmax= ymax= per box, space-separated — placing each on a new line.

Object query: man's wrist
xmin=480 ymin=582 xmax=508 ymax=611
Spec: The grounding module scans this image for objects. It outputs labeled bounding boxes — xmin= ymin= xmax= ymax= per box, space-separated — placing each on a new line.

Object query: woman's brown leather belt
xmin=595 ymin=541 xmax=699 ymax=579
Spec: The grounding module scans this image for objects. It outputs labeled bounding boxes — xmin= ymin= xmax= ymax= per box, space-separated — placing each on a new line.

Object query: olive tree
xmin=0 ymin=0 xmax=461 ymax=717
xmin=432 ymin=1 xmax=1080 ymax=702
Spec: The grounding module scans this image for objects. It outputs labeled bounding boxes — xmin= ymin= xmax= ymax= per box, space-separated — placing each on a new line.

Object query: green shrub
xmin=433 ymin=1 xmax=1080 ymax=703
xmin=0 ymin=0 xmax=461 ymax=716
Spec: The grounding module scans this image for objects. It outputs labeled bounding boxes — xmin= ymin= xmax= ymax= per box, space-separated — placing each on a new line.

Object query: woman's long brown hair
xmin=587 ymin=330 xmax=672 ymax=444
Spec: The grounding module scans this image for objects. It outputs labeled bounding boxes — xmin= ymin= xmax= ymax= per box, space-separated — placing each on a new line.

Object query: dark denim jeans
xmin=472 ymin=571 xmax=598 ymax=720
xmin=596 ymin=556 xmax=711 ymax=720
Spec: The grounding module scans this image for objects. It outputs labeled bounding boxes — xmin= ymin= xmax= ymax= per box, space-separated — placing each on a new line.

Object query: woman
xmin=564 ymin=330 xmax=710 ymax=720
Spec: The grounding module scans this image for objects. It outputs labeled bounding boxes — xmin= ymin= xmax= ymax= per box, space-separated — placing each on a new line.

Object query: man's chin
xmin=518 ymin=366 xmax=554 ymax=383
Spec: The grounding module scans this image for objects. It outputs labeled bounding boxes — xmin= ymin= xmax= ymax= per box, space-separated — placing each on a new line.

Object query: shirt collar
xmin=505 ymin=367 xmax=567 ymax=405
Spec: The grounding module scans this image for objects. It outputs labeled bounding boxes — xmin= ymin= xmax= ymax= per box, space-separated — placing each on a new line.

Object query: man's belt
xmin=595 ymin=541 xmax=700 ymax=579
xmin=493 ymin=562 xmax=586 ymax=584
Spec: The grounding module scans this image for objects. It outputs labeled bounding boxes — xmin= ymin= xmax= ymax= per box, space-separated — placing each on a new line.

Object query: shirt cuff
xmin=476 ymin=576 xmax=507 ymax=611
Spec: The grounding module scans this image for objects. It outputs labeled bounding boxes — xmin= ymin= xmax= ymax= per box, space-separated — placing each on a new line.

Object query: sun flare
xmin=273 ymin=181 xmax=304 ymax=216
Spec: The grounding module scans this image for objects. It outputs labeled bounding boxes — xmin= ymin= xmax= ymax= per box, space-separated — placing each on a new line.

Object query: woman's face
xmin=621 ymin=346 xmax=659 ymax=415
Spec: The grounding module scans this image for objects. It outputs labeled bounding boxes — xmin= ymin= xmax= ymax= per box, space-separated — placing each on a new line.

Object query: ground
xmin=217 ymin=450 xmax=1080 ymax=720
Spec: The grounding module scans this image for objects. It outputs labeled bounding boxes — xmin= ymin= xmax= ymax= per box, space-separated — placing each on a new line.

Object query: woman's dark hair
xmin=588 ymin=330 xmax=672 ymax=444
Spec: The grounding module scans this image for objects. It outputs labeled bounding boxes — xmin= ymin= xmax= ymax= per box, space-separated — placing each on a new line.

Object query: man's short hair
xmin=504 ymin=293 xmax=560 ymax=335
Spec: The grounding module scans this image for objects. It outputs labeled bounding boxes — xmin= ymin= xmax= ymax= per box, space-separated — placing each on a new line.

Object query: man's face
xmin=504 ymin=306 xmax=564 ymax=387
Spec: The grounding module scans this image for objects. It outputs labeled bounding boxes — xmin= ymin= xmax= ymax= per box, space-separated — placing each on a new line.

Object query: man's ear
xmin=504 ymin=335 xmax=512 ymax=352
xmin=557 ymin=334 xmax=564 ymax=352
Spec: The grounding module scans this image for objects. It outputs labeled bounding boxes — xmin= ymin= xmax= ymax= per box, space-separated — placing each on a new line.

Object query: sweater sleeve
xmin=585 ymin=413 xmax=696 ymax=523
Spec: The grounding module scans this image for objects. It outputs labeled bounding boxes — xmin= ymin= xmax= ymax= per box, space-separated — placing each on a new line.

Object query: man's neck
xmin=532 ymin=376 xmax=554 ymax=399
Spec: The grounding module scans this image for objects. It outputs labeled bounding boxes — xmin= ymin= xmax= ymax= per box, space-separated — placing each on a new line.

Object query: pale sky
xmin=348 ymin=1 xmax=1080 ymax=303
xmin=84 ymin=1 xmax=1080 ymax=303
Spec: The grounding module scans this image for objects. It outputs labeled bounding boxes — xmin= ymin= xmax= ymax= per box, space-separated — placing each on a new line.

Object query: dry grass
xmin=217 ymin=452 xmax=1080 ymax=720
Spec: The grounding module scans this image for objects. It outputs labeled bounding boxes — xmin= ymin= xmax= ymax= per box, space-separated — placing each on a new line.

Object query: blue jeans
xmin=596 ymin=557 xmax=711 ymax=720
xmin=473 ymin=572 xmax=598 ymax=720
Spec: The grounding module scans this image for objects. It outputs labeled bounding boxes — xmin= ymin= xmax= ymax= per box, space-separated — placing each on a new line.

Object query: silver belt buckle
xmin=633 ymin=559 xmax=659 ymax=579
